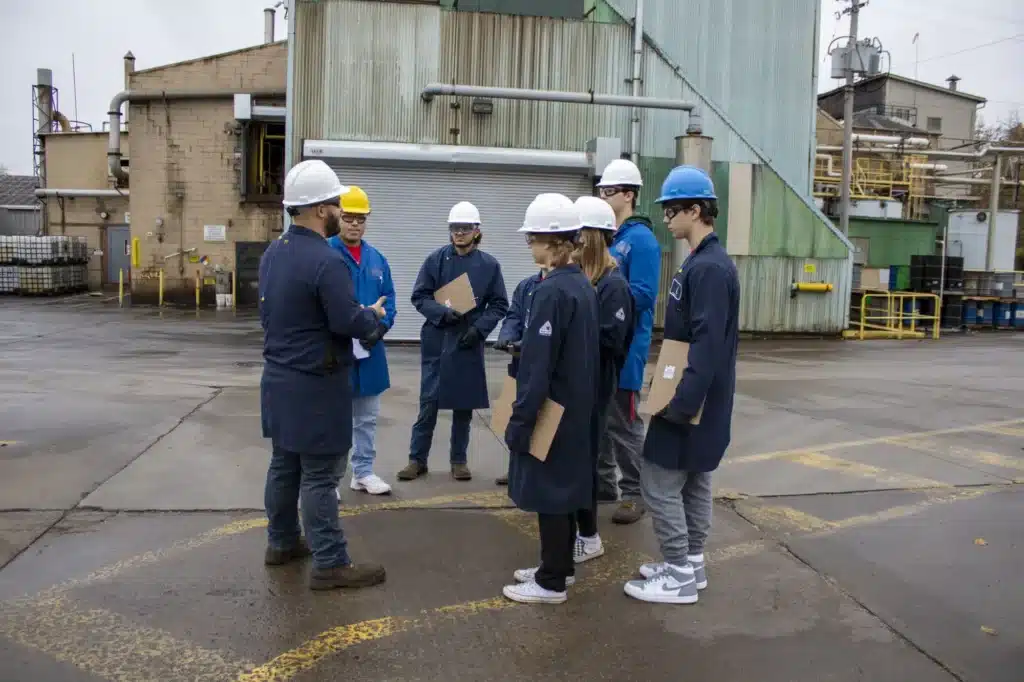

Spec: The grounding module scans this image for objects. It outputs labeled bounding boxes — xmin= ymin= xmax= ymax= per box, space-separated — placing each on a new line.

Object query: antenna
xmin=72 ymin=53 xmax=79 ymax=126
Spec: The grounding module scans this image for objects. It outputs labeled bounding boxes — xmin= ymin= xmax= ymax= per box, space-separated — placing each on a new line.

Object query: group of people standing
xmin=257 ymin=156 xmax=739 ymax=605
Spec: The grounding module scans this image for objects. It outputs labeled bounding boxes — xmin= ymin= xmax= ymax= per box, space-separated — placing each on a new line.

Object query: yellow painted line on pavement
xmin=736 ymin=502 xmax=835 ymax=533
xmin=727 ymin=417 xmax=1024 ymax=465
xmin=0 ymin=440 xmax=18 ymax=447
xmin=783 ymin=451 xmax=950 ymax=489
xmin=0 ymin=597 xmax=253 ymax=682
xmin=889 ymin=438 xmax=1024 ymax=478
xmin=978 ymin=424 xmax=1024 ymax=439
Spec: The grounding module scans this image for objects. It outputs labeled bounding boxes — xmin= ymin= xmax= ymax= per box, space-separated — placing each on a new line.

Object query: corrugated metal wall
xmin=734 ymin=255 xmax=852 ymax=333
xmin=0 ymin=208 xmax=42 ymax=236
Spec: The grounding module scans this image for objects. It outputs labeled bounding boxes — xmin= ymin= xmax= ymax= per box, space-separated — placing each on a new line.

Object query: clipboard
xmin=434 ymin=273 xmax=477 ymax=314
xmin=490 ymin=376 xmax=565 ymax=462
xmin=639 ymin=339 xmax=703 ymax=424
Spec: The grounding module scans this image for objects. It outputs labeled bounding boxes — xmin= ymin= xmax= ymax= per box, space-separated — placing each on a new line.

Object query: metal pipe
xmin=420 ymin=83 xmax=695 ymax=112
xmin=932 ymin=175 xmax=1024 ymax=187
xmin=816 ymin=153 xmax=841 ymax=177
xmin=817 ymin=144 xmax=1024 ymax=159
xmin=264 ymin=8 xmax=276 ymax=44
xmin=107 ymin=89 xmax=285 ymax=182
xmin=35 ymin=188 xmax=129 ymax=198
xmin=808 ymin=0 xmax=822 ymax=195
xmin=838 ymin=2 xmax=860 ymax=238
xmin=284 ymin=0 xmax=297 ymax=233
xmin=852 ymin=133 xmax=930 ymax=147
xmin=986 ymin=154 xmax=1001 ymax=270
xmin=629 ymin=0 xmax=645 ymax=164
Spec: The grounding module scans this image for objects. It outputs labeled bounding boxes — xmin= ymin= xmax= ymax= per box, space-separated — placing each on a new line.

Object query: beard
xmin=324 ymin=213 xmax=342 ymax=238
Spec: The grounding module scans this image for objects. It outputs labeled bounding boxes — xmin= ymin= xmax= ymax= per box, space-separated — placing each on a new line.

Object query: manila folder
xmin=433 ymin=273 xmax=477 ymax=314
xmin=490 ymin=376 xmax=565 ymax=462
xmin=639 ymin=339 xmax=703 ymax=424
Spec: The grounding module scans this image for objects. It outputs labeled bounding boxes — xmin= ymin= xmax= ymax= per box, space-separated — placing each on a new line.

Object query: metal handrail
xmin=852 ymin=292 xmax=941 ymax=340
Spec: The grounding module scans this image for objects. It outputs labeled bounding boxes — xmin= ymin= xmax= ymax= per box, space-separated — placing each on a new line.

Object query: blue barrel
xmin=963 ymin=300 xmax=980 ymax=325
xmin=979 ymin=302 xmax=995 ymax=326
xmin=1012 ymin=302 xmax=1024 ymax=330
xmin=994 ymin=303 xmax=1013 ymax=329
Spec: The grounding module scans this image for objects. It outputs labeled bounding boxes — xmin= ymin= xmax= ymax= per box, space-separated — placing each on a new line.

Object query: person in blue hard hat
xmin=259 ymin=159 xmax=389 ymax=591
xmin=596 ymin=158 xmax=662 ymax=526
xmin=623 ymin=165 xmax=740 ymax=606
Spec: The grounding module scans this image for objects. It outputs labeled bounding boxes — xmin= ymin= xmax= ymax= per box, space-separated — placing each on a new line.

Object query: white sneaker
xmin=350 ymin=474 xmax=392 ymax=495
xmin=513 ymin=566 xmax=576 ymax=586
xmin=640 ymin=558 xmax=708 ymax=589
xmin=639 ymin=561 xmax=667 ymax=579
xmin=623 ymin=564 xmax=699 ymax=604
xmin=573 ymin=535 xmax=604 ymax=564
xmin=502 ymin=581 xmax=567 ymax=604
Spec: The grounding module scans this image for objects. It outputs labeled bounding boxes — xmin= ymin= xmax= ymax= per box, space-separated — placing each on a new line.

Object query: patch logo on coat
xmin=669 ymin=279 xmax=683 ymax=301
xmin=538 ymin=321 xmax=552 ymax=337
xmin=615 ymin=307 xmax=626 ymax=321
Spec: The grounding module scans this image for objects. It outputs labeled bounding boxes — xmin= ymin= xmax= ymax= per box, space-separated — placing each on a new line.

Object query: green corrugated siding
xmin=848 ymin=217 xmax=939 ymax=267
xmin=636 ymin=156 xmax=676 ymax=250
xmin=710 ymin=161 xmax=730 ymax=249
xmin=750 ymin=165 xmax=848 ymax=259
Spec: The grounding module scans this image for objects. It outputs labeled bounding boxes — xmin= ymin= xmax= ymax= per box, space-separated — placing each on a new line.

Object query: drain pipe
xmin=107 ymin=88 xmax=285 ymax=182
xmin=421 ymin=83 xmax=695 ymax=112
xmin=629 ymin=0 xmax=645 ymax=163
xmin=35 ymin=188 xmax=128 ymax=198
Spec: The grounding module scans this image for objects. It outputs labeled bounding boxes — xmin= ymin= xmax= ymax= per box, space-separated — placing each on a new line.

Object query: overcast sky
xmin=0 ymin=0 xmax=1021 ymax=175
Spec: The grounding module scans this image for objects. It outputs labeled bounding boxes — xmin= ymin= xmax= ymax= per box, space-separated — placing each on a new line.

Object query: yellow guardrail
xmin=845 ymin=292 xmax=941 ymax=340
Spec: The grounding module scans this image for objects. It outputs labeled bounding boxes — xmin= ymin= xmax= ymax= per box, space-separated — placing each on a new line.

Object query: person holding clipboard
xmin=502 ymin=193 xmax=600 ymax=605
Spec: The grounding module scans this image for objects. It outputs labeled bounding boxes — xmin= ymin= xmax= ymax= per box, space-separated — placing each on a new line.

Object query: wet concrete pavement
xmin=0 ymin=296 xmax=1021 ymax=681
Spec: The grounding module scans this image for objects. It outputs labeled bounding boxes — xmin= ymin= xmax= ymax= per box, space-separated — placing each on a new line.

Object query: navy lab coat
xmin=259 ymin=225 xmax=386 ymax=455
xmin=495 ymin=271 xmax=544 ymax=378
xmin=594 ymin=268 xmax=635 ymax=409
xmin=411 ymin=244 xmax=509 ymax=410
xmin=642 ymin=233 xmax=740 ymax=472
xmin=506 ymin=265 xmax=600 ymax=514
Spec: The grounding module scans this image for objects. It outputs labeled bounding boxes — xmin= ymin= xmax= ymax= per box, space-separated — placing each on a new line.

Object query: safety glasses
xmin=449 ymin=223 xmax=478 ymax=235
xmin=341 ymin=214 xmax=367 ymax=226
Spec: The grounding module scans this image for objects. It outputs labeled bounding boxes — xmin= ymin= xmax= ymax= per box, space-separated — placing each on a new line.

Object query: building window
xmin=927 ymin=117 xmax=942 ymax=133
xmin=242 ymin=121 xmax=285 ymax=203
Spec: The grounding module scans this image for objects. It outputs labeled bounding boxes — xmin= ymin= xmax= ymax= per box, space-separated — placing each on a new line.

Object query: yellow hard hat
xmin=340 ymin=186 xmax=371 ymax=215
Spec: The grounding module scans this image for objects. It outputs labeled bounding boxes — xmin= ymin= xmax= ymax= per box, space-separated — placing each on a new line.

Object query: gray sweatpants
xmin=597 ymin=389 xmax=645 ymax=500
xmin=640 ymin=459 xmax=713 ymax=566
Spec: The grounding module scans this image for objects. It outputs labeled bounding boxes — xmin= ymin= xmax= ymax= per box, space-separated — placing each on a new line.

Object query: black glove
xmin=360 ymin=323 xmax=386 ymax=350
xmin=657 ymin=404 xmax=692 ymax=427
xmin=458 ymin=326 xmax=483 ymax=349
xmin=440 ymin=309 xmax=462 ymax=326
xmin=494 ymin=339 xmax=519 ymax=353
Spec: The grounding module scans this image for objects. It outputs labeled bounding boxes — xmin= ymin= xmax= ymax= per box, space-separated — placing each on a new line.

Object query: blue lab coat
xmin=496 ymin=271 xmax=544 ymax=378
xmin=326 ymin=236 xmax=397 ymax=398
xmin=506 ymin=265 xmax=600 ymax=514
xmin=258 ymin=225 xmax=386 ymax=455
xmin=594 ymin=267 xmax=635 ymax=409
xmin=411 ymin=244 xmax=509 ymax=410
xmin=610 ymin=216 xmax=661 ymax=393
xmin=642 ymin=233 xmax=740 ymax=472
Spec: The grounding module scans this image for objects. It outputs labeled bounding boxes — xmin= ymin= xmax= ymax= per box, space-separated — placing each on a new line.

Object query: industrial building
xmin=34 ymin=0 xmax=853 ymax=334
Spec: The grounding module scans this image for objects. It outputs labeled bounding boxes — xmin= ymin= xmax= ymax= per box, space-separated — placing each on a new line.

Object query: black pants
xmin=574 ymin=393 xmax=607 ymax=538
xmin=535 ymin=513 xmax=576 ymax=592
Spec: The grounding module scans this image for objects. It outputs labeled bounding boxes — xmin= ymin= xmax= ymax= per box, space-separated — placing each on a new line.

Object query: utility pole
xmin=838 ymin=0 xmax=865 ymax=237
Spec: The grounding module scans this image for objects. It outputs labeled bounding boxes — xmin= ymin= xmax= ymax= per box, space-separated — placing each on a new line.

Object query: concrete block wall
xmin=44 ymin=198 xmax=129 ymax=290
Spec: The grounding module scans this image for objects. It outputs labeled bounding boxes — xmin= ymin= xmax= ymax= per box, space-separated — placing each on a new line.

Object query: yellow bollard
xmin=231 ymin=271 xmax=237 ymax=311
xmin=195 ymin=270 xmax=201 ymax=309
xmin=118 ymin=269 xmax=124 ymax=308
xmin=158 ymin=270 xmax=164 ymax=307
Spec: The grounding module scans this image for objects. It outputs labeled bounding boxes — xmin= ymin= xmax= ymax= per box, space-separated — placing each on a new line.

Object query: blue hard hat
xmin=655 ymin=165 xmax=717 ymax=203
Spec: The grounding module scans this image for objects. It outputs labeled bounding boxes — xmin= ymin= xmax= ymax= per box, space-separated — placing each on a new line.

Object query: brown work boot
xmin=451 ymin=463 xmax=472 ymax=481
xmin=264 ymin=537 xmax=312 ymax=566
xmin=611 ymin=500 xmax=646 ymax=525
xmin=397 ymin=461 xmax=428 ymax=480
xmin=309 ymin=563 xmax=387 ymax=590
xmin=495 ymin=474 xmax=508 ymax=486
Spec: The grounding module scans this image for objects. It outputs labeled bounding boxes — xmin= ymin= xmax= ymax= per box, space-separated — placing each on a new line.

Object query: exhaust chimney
xmin=946 ymin=74 xmax=960 ymax=92
xmin=123 ymin=51 xmax=135 ymax=90
xmin=264 ymin=8 xmax=276 ymax=44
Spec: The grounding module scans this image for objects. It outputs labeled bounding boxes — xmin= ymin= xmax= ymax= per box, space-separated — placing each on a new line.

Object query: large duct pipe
xmin=107 ymin=88 xmax=285 ymax=181
xmin=851 ymin=133 xmax=930 ymax=147
xmin=629 ymin=0 xmax=645 ymax=164
xmin=816 ymin=144 xmax=1024 ymax=160
xmin=264 ymin=8 xmax=276 ymax=44
xmin=816 ymin=153 xmax=841 ymax=177
xmin=421 ymin=83 xmax=695 ymax=112
xmin=35 ymin=188 xmax=129 ymax=198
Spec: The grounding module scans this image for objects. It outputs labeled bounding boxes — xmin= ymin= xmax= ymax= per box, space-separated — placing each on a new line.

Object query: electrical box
xmin=830 ymin=40 xmax=882 ymax=79
xmin=586 ymin=138 xmax=622 ymax=178
xmin=234 ymin=94 xmax=253 ymax=121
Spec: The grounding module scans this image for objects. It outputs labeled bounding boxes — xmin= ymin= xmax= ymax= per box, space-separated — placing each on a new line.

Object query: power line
xmin=917 ymin=33 xmax=1023 ymax=63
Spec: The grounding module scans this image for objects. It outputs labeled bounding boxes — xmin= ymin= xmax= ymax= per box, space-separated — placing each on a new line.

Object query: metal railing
xmin=847 ymin=292 xmax=941 ymax=340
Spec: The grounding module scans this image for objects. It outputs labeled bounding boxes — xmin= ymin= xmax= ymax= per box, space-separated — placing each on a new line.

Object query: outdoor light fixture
xmin=471 ymin=98 xmax=493 ymax=115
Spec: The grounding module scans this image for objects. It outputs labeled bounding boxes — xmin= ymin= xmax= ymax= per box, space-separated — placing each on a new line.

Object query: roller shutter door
xmin=320 ymin=163 xmax=593 ymax=342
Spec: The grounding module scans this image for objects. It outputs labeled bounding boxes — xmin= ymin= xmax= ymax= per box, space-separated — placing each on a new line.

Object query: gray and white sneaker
xmin=639 ymin=558 xmax=707 ymax=590
xmin=624 ymin=564 xmax=699 ymax=604
xmin=513 ymin=566 xmax=576 ymax=586
xmin=573 ymin=535 xmax=605 ymax=564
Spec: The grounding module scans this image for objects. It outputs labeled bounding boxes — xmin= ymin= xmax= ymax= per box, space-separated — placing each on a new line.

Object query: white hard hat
xmin=519 ymin=193 xmax=582 ymax=234
xmin=282 ymin=160 xmax=347 ymax=207
xmin=596 ymin=158 xmax=643 ymax=188
xmin=574 ymin=196 xmax=617 ymax=231
xmin=448 ymin=201 xmax=481 ymax=224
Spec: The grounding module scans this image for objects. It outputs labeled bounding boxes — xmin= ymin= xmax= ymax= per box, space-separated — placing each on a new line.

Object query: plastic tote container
xmin=994 ymin=302 xmax=1013 ymax=329
xmin=1012 ymin=302 xmax=1024 ymax=329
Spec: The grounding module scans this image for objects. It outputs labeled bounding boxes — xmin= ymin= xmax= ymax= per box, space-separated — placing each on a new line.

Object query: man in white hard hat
xmin=259 ymin=159 xmax=389 ymax=591
xmin=596 ymin=158 xmax=662 ymax=525
xmin=399 ymin=201 xmax=509 ymax=482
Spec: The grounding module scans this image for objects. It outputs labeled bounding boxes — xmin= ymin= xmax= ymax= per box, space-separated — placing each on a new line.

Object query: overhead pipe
xmin=629 ymin=0 xmax=645 ymax=164
xmin=264 ymin=7 xmax=276 ymax=44
xmin=852 ymin=133 xmax=930 ymax=147
xmin=815 ymin=153 xmax=841 ymax=177
xmin=931 ymin=176 xmax=1024 ymax=186
xmin=816 ymin=144 xmax=1024 ymax=160
xmin=107 ymin=88 xmax=285 ymax=182
xmin=420 ymin=83 xmax=695 ymax=112
xmin=909 ymin=162 xmax=948 ymax=171
xmin=35 ymin=188 xmax=128 ymax=198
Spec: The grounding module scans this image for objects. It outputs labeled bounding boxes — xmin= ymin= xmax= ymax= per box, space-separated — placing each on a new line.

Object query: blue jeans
xmin=409 ymin=399 xmax=472 ymax=465
xmin=350 ymin=394 xmax=382 ymax=479
xmin=265 ymin=445 xmax=350 ymax=569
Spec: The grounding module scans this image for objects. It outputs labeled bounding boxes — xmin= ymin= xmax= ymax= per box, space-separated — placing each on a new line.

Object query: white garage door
xmin=320 ymin=163 xmax=594 ymax=342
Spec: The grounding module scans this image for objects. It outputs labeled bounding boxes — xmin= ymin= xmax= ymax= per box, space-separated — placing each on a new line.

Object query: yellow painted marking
xmin=783 ymin=450 xmax=950 ymax=489
xmin=978 ymin=425 xmax=1024 ymax=439
xmin=737 ymin=502 xmax=835 ymax=533
xmin=0 ymin=597 xmax=253 ymax=682
xmin=0 ymin=440 xmax=18 ymax=447
xmin=727 ymin=418 xmax=1024 ymax=465
xmin=890 ymin=438 xmax=1024 ymax=475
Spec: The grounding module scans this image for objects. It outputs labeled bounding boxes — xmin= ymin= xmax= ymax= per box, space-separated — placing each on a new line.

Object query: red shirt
xmin=345 ymin=243 xmax=362 ymax=264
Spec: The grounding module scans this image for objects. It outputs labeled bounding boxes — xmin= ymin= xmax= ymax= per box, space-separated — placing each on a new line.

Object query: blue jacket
xmin=326 ymin=236 xmax=396 ymax=398
xmin=610 ymin=216 xmax=661 ymax=392
xmin=506 ymin=264 xmax=600 ymax=515
xmin=496 ymin=271 xmax=544 ymax=378
xmin=412 ymin=244 xmax=509 ymax=410
xmin=258 ymin=226 xmax=386 ymax=455
xmin=642 ymin=233 xmax=740 ymax=472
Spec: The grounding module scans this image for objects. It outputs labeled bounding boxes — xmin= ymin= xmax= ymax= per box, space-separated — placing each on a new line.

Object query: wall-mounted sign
xmin=124 ymin=212 xmax=131 ymax=224
xmin=204 ymin=225 xmax=227 ymax=242
xmin=803 ymin=263 xmax=816 ymax=274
